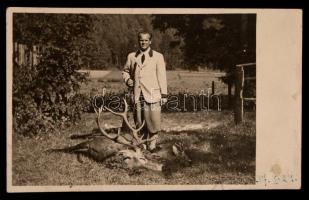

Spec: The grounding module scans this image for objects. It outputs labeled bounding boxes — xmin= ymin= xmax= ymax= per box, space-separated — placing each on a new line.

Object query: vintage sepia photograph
xmin=6 ymin=8 xmax=301 ymax=191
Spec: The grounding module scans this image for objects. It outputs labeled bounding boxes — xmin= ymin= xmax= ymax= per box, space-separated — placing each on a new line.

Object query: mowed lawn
xmin=79 ymin=69 xmax=227 ymax=96
xmin=12 ymin=111 xmax=256 ymax=186
xmin=12 ymin=69 xmax=256 ymax=186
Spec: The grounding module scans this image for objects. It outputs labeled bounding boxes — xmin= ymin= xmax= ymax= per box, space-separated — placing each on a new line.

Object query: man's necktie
xmin=141 ymin=54 xmax=145 ymax=64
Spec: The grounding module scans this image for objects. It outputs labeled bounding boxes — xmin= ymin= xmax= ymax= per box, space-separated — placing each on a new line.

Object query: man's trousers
xmin=134 ymin=93 xmax=161 ymax=150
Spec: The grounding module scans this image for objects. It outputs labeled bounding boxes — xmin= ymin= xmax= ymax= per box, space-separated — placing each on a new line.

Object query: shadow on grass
xmin=158 ymin=122 xmax=256 ymax=179
xmin=44 ymin=120 xmax=256 ymax=183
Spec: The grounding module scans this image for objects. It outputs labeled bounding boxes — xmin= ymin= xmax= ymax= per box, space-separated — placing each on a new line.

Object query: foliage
xmin=83 ymin=14 xmax=184 ymax=70
xmin=14 ymin=14 xmax=256 ymax=71
xmin=151 ymin=14 xmax=256 ymax=99
xmin=12 ymin=13 xmax=256 ymax=135
xmin=13 ymin=14 xmax=93 ymax=136
xmin=152 ymin=14 xmax=256 ymax=71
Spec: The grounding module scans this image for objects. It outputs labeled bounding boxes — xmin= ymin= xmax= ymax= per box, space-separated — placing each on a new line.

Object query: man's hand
xmin=160 ymin=97 xmax=168 ymax=106
xmin=126 ymin=79 xmax=134 ymax=87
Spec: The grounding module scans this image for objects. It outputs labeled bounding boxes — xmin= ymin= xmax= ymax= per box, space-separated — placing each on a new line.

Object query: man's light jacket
xmin=122 ymin=48 xmax=167 ymax=103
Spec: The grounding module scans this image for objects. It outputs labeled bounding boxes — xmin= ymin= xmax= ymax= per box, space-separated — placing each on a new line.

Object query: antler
xmin=92 ymin=97 xmax=154 ymax=150
xmin=92 ymin=99 xmax=135 ymax=148
xmin=104 ymin=98 xmax=155 ymax=147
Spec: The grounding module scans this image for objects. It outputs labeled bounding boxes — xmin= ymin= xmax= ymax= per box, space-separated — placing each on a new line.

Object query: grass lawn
xmin=12 ymin=69 xmax=255 ymax=186
xmin=79 ymin=70 xmax=227 ymax=96
xmin=12 ymin=111 xmax=255 ymax=186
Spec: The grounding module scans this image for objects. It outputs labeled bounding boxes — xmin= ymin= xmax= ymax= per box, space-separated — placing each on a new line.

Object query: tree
xmin=157 ymin=28 xmax=185 ymax=70
xmin=13 ymin=13 xmax=94 ymax=136
xmin=85 ymin=14 xmax=185 ymax=70
xmin=152 ymin=14 xmax=256 ymax=71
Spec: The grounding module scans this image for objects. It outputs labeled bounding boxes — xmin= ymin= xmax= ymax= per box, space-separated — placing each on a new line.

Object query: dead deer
xmin=45 ymin=98 xmax=191 ymax=172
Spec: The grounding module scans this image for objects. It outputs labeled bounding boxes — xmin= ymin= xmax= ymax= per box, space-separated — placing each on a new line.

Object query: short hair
xmin=138 ymin=31 xmax=152 ymax=40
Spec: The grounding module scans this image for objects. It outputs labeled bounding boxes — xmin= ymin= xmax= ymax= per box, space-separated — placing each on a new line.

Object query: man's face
xmin=138 ymin=33 xmax=152 ymax=51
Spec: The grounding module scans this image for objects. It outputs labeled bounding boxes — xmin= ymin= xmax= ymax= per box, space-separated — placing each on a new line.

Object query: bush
xmin=13 ymin=48 xmax=90 ymax=136
xmin=12 ymin=14 xmax=95 ymax=136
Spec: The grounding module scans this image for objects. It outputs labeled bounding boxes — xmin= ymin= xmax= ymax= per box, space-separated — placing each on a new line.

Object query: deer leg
xmin=44 ymin=141 xmax=89 ymax=154
xmin=70 ymin=132 xmax=100 ymax=140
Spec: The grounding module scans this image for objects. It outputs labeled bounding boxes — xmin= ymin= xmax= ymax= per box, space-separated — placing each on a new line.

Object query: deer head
xmin=92 ymin=98 xmax=161 ymax=170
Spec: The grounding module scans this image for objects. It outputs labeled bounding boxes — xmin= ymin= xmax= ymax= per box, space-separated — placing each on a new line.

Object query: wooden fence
xmin=14 ymin=42 xmax=40 ymax=66
xmin=234 ymin=62 xmax=256 ymax=124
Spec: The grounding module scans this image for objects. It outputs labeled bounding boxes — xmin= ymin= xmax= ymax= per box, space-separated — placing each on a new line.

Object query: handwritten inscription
xmin=256 ymin=174 xmax=298 ymax=186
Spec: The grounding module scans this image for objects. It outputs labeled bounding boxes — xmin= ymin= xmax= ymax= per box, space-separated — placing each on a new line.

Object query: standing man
xmin=122 ymin=31 xmax=167 ymax=152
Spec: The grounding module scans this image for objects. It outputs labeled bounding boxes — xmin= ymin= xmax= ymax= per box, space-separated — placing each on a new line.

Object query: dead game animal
xmin=45 ymin=98 xmax=193 ymax=172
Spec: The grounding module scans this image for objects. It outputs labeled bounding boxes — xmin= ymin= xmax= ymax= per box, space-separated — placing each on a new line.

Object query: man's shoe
xmin=148 ymin=133 xmax=158 ymax=151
